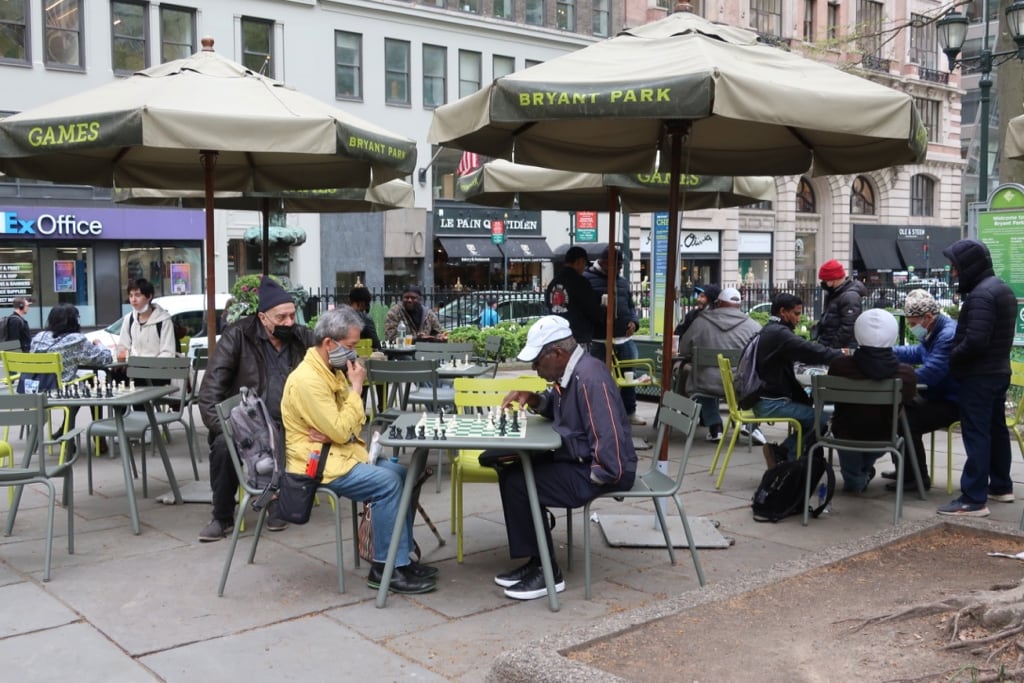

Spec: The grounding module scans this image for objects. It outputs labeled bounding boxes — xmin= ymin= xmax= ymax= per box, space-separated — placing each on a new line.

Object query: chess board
xmin=416 ymin=413 xmax=528 ymax=439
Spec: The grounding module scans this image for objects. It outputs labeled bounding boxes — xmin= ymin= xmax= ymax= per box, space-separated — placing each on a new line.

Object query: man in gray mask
xmin=197 ymin=276 xmax=314 ymax=542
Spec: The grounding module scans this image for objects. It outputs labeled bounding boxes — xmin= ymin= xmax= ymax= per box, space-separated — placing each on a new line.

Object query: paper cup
xmin=623 ymin=371 xmax=634 ymax=383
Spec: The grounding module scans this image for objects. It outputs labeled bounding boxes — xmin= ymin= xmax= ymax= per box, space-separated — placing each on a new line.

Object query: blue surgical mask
xmin=328 ymin=342 xmax=358 ymax=369
xmin=910 ymin=324 xmax=928 ymax=340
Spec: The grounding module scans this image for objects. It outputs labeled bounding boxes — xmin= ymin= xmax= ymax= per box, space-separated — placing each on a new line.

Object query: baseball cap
xmin=718 ymin=287 xmax=742 ymax=304
xmin=517 ymin=315 xmax=573 ymax=362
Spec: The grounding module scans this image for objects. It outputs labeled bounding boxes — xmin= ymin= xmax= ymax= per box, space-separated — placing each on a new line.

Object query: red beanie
xmin=818 ymin=259 xmax=846 ymax=280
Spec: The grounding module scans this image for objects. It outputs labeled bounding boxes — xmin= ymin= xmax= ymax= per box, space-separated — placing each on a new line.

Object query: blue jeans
xmin=323 ymin=460 xmax=415 ymax=566
xmin=592 ymin=339 xmax=638 ymax=415
xmin=753 ymin=397 xmax=821 ymax=460
xmin=837 ymin=451 xmax=881 ymax=492
xmin=692 ymin=394 xmax=723 ymax=428
xmin=958 ymin=374 xmax=1013 ymax=505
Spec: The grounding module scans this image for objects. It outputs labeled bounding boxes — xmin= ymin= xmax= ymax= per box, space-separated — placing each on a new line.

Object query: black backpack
xmin=0 ymin=314 xmax=19 ymax=343
xmin=751 ymin=453 xmax=834 ymax=522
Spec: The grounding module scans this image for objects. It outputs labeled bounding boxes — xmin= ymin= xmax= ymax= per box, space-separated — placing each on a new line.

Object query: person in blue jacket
xmin=479 ymin=299 xmax=500 ymax=328
xmin=883 ymin=289 xmax=959 ymax=492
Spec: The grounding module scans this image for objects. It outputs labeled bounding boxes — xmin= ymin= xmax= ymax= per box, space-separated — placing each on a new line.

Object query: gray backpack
xmin=228 ymin=387 xmax=281 ymax=511
xmin=733 ymin=333 xmax=765 ymax=410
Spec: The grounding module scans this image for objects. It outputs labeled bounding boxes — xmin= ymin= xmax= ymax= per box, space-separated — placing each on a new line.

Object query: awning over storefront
xmin=438 ymin=237 xmax=502 ymax=263
xmin=502 ymin=237 xmax=554 ymax=262
xmin=896 ymin=240 xmax=928 ymax=270
xmin=854 ymin=236 xmax=902 ymax=270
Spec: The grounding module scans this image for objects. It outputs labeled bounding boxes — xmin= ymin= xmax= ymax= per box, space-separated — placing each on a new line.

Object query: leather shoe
xmin=885 ymin=478 xmax=931 ymax=492
xmin=880 ymin=470 xmax=897 ymax=480
xmin=367 ymin=562 xmax=436 ymax=594
xmin=405 ymin=561 xmax=439 ymax=579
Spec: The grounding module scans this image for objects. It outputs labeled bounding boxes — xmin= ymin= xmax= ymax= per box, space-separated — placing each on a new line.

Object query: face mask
xmin=271 ymin=324 xmax=294 ymax=341
xmin=820 ymin=280 xmax=833 ymax=292
xmin=910 ymin=324 xmax=928 ymax=340
xmin=135 ymin=302 xmax=150 ymax=314
xmin=328 ymin=343 xmax=358 ymax=369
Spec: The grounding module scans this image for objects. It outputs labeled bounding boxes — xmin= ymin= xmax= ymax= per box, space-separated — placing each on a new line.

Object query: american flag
xmin=456 ymin=151 xmax=481 ymax=177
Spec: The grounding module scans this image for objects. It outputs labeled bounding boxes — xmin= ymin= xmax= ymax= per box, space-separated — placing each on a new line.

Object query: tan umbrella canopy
xmin=0 ymin=38 xmax=417 ymax=354
xmin=116 ymin=181 xmax=414 ymax=278
xmin=430 ymin=6 xmax=926 ymax=393
xmin=1005 ymin=113 xmax=1024 ymax=160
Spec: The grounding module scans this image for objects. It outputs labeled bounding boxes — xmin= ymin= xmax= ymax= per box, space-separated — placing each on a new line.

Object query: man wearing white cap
xmin=677 ymin=287 xmax=763 ymax=443
xmin=827 ymin=310 xmax=917 ymax=493
xmin=489 ymin=315 xmax=636 ymax=600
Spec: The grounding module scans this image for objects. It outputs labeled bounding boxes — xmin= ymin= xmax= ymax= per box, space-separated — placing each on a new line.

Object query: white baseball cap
xmin=517 ymin=315 xmax=573 ymax=362
xmin=718 ymin=287 xmax=742 ymax=304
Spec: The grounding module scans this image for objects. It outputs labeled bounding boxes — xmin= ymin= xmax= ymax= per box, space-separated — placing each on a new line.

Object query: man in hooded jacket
xmin=935 ymin=239 xmax=1016 ymax=517
xmin=814 ymin=259 xmax=867 ymax=349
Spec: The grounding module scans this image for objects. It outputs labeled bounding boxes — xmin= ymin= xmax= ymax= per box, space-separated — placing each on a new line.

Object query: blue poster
xmin=651 ymin=212 xmax=669 ymax=337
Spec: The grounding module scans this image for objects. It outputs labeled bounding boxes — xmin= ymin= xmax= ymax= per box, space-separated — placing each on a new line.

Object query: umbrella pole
xmin=261 ymin=198 xmax=271 ymax=278
xmin=605 ymin=188 xmax=618 ymax=367
xmin=659 ymin=123 xmax=686 ymax=463
xmin=202 ymin=150 xmax=219 ymax=358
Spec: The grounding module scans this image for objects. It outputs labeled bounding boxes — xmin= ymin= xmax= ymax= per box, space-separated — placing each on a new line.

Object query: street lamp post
xmin=937 ymin=0 xmax=1024 ymax=204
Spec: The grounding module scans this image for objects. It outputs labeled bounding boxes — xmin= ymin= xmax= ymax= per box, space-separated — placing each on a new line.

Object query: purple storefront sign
xmin=0 ymin=206 xmax=205 ymax=240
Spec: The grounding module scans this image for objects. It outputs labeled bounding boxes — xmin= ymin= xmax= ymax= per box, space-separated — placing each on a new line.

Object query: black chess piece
xmin=511 ymin=411 xmax=520 ymax=432
xmin=440 ymin=428 xmax=447 ymax=440
xmin=439 ymin=408 xmax=445 ymax=425
xmin=417 ymin=425 xmax=426 ymax=440
xmin=498 ymin=423 xmax=507 ymax=437
xmin=405 ymin=425 xmax=416 ymax=440
xmin=433 ymin=428 xmax=438 ymax=439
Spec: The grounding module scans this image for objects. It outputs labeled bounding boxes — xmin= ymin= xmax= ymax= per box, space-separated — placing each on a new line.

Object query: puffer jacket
xmin=583 ymin=264 xmax=637 ymax=339
xmin=678 ymin=307 xmax=761 ymax=395
xmin=942 ymin=239 xmax=1016 ymax=378
xmin=893 ymin=313 xmax=959 ymax=403
xmin=198 ymin=315 xmax=314 ymax=434
xmin=815 ymin=278 xmax=867 ymax=349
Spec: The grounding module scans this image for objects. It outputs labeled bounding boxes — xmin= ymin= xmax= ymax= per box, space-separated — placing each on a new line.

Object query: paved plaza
xmin=2 ymin=371 xmax=1022 ymax=681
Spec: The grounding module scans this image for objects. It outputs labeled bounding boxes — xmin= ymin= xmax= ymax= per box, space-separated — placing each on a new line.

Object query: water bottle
xmin=396 ymin=320 xmax=407 ymax=347
xmin=816 ymin=482 xmax=831 ymax=513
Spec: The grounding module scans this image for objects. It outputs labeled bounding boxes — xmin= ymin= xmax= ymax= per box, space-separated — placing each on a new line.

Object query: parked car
xmin=436 ymin=291 xmax=546 ymax=329
xmin=86 ymin=293 xmax=233 ymax=355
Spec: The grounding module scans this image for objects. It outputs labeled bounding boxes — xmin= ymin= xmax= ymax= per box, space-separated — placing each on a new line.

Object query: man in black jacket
xmin=544 ymin=246 xmax=602 ymax=348
xmin=814 ymin=259 xmax=867 ymax=349
xmin=936 ymin=239 xmax=1017 ymax=518
xmin=752 ymin=293 xmax=842 ymax=466
xmin=197 ymin=277 xmax=315 ymax=541
xmin=5 ymin=296 xmax=31 ymax=352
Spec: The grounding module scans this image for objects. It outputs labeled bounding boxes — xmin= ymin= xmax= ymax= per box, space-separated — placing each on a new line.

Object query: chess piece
xmin=511 ymin=410 xmax=520 ymax=432
xmin=440 ymin=428 xmax=447 ymax=440
xmin=439 ymin=408 xmax=445 ymax=425
xmin=405 ymin=425 xmax=416 ymax=440
xmin=417 ymin=425 xmax=426 ymax=440
xmin=433 ymin=428 xmax=438 ymax=439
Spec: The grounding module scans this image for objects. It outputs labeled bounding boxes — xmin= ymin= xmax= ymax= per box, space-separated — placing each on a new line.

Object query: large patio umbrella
xmin=429 ymin=6 xmax=926 ymax=393
xmin=456 ymin=159 xmax=774 ymax=361
xmin=0 ymin=38 xmax=417 ymax=355
xmin=115 ymin=181 xmax=415 ymax=278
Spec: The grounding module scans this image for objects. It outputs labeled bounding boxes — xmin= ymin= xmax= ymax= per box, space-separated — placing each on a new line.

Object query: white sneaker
xmin=740 ymin=426 xmax=767 ymax=445
xmin=628 ymin=414 xmax=646 ymax=426
xmin=704 ymin=430 xmax=722 ymax=443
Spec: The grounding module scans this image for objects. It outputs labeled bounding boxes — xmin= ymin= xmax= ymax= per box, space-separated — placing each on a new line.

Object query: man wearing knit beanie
xmin=813 ymin=259 xmax=866 ymax=349
xmin=827 ymin=309 xmax=917 ymax=493
xmin=881 ymin=289 xmax=959 ymax=492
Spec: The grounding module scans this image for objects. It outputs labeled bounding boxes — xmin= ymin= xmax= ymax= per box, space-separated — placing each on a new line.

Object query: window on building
xmin=0 ymin=0 xmax=29 ymax=64
xmin=45 ymin=0 xmax=83 ymax=68
xmin=856 ymin=0 xmax=883 ymax=57
xmin=750 ymin=0 xmax=782 ymax=38
xmin=909 ymin=13 xmax=936 ymax=68
xmin=459 ymin=49 xmax=481 ymax=99
xmin=494 ymin=0 xmax=514 ymax=20
xmin=803 ymin=0 xmax=815 ymax=42
xmin=111 ymin=1 xmax=148 ymax=74
xmin=910 ymin=174 xmax=935 ymax=217
xmin=526 ymin=0 xmax=544 ymax=26
xmin=159 ymin=5 xmax=194 ymax=62
xmin=913 ymin=97 xmax=940 ymax=143
xmin=850 ymin=175 xmax=876 ymax=214
xmin=525 ymin=58 xmax=542 ymax=68
xmin=493 ymin=54 xmax=515 ymax=79
xmin=962 ymin=90 xmax=980 ymax=125
xmin=827 ymin=1 xmax=838 ymax=40
xmin=748 ymin=199 xmax=774 ymax=210
xmin=240 ymin=16 xmax=273 ymax=78
xmin=335 ymin=31 xmax=362 ymax=100
xmin=593 ymin=0 xmax=609 ymax=36
xmin=556 ymin=0 xmax=575 ymax=31
xmin=423 ymin=44 xmax=446 ymax=109
xmin=796 ymin=177 xmax=816 ymax=212
xmin=385 ymin=39 xmax=410 ymax=106
xmin=460 ymin=0 xmax=480 ymax=13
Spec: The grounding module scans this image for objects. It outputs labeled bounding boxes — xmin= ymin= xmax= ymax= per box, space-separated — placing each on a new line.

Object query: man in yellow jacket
xmin=281 ymin=306 xmax=437 ymax=594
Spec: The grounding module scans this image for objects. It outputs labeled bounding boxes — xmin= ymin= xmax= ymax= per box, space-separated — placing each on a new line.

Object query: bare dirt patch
xmin=568 ymin=525 xmax=1024 ymax=682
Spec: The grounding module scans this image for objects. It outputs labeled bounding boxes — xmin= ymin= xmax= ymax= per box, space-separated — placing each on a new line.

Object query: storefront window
xmin=39 ymin=245 xmax=94 ymax=322
xmin=0 ymin=245 xmax=38 ymax=326
xmin=119 ymin=244 xmax=203 ymax=306
xmin=793 ymin=233 xmax=817 ymax=286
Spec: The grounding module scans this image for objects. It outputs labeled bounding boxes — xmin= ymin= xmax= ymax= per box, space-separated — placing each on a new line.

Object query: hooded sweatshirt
xmin=678 ymin=306 xmax=761 ymax=394
xmin=118 ymin=303 xmax=177 ymax=358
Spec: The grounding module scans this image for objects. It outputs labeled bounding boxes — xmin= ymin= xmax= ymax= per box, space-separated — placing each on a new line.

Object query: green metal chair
xmin=1 ymin=393 xmax=81 ymax=582
xmin=583 ymin=391 xmax=706 ymax=599
xmin=214 ymin=394 xmax=360 ymax=596
xmin=806 ymin=375 xmax=927 ymax=527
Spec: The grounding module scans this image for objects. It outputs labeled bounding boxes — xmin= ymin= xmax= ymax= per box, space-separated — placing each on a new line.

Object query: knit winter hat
xmin=257 ymin=276 xmax=292 ymax=312
xmin=818 ymin=259 xmax=846 ymax=281
xmin=903 ymin=289 xmax=940 ymax=317
xmin=854 ymin=309 xmax=898 ymax=348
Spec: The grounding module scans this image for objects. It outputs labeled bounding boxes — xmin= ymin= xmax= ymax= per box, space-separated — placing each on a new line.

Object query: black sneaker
xmin=503 ymin=564 xmax=566 ymax=601
xmin=880 ymin=470 xmax=898 ymax=480
xmin=494 ymin=557 xmax=541 ymax=588
xmin=198 ymin=518 xmax=234 ymax=542
xmin=704 ymin=424 xmax=723 ymax=442
xmin=367 ymin=562 xmax=437 ymax=594
xmin=405 ymin=561 xmax=439 ymax=579
xmin=264 ymin=516 xmax=288 ymax=532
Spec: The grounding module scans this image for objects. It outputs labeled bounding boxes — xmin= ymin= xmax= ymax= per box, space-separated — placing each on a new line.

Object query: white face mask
xmin=135 ymin=302 xmax=150 ymax=314
xmin=910 ymin=323 xmax=928 ymax=340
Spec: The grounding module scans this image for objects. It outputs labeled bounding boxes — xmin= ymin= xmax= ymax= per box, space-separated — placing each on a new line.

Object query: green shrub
xmin=448 ymin=320 xmax=532 ymax=360
xmin=227 ymin=274 xmax=307 ymax=323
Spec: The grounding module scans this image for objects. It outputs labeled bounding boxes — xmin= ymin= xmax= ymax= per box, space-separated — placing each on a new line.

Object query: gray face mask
xmin=328 ymin=343 xmax=358 ymax=370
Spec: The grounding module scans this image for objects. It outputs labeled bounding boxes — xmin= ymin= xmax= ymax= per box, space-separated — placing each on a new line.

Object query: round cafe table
xmin=381 ymin=344 xmax=416 ymax=360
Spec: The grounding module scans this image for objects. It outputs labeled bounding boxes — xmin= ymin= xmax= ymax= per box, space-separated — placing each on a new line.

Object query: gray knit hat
xmin=903 ymin=289 xmax=940 ymax=317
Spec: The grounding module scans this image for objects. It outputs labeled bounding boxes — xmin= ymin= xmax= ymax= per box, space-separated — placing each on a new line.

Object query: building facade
xmin=0 ymin=0 xmax=966 ymax=325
